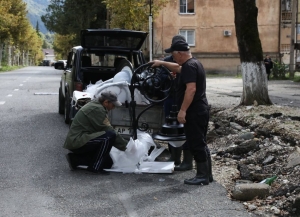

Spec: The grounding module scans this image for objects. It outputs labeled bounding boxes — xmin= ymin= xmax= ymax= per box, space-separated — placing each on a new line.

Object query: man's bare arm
xmin=177 ymin=82 xmax=196 ymax=124
xmin=180 ymin=82 xmax=196 ymax=112
xmin=150 ymin=60 xmax=182 ymax=73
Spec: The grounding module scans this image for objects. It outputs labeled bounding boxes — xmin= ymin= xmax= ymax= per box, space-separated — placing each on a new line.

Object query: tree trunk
xmin=7 ymin=44 xmax=12 ymax=66
xmin=233 ymin=0 xmax=272 ymax=106
xmin=0 ymin=43 xmax=3 ymax=67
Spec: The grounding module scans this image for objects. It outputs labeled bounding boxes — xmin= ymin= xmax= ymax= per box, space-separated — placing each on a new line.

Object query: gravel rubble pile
xmin=207 ymin=93 xmax=300 ymax=217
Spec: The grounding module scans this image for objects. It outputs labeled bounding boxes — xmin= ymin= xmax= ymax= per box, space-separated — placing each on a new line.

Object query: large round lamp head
xmin=152 ymin=105 xmax=186 ymax=141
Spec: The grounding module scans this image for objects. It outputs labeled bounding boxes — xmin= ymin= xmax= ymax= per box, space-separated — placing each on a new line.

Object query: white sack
xmin=109 ymin=131 xmax=164 ymax=172
xmin=81 ymin=66 xmax=150 ymax=104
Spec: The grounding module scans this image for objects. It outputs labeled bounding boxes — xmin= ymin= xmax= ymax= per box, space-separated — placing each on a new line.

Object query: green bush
xmin=294 ymin=72 xmax=300 ymax=82
xmin=0 ymin=65 xmax=23 ymax=72
xmin=272 ymin=60 xmax=289 ymax=79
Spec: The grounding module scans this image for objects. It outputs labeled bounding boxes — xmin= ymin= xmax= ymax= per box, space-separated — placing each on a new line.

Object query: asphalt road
xmin=0 ymin=66 xmax=269 ymax=217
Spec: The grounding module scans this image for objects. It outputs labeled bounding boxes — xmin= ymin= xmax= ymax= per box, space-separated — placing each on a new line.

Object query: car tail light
xmin=75 ymin=82 xmax=83 ymax=91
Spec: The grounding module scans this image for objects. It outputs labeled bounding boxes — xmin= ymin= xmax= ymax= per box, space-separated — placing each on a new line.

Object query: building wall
xmin=153 ymin=0 xmax=280 ymax=74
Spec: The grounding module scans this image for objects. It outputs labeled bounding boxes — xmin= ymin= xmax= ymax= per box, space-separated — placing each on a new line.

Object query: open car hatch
xmin=81 ymin=29 xmax=148 ymax=51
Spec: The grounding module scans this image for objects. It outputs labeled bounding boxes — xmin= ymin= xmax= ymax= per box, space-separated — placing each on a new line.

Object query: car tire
xmin=64 ymin=92 xmax=71 ymax=124
xmin=58 ymin=87 xmax=64 ymax=114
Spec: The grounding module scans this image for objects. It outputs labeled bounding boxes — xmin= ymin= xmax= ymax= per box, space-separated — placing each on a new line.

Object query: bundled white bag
xmin=109 ymin=131 xmax=162 ymax=172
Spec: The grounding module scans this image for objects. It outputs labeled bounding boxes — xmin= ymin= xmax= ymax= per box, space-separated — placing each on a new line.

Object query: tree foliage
xmin=0 ymin=0 xmax=42 ymax=66
xmin=0 ymin=0 xmax=14 ymax=42
xmin=35 ymin=21 xmax=42 ymax=37
xmin=0 ymin=0 xmax=44 ymax=66
xmin=104 ymin=0 xmax=170 ymax=31
xmin=42 ymin=0 xmax=169 ymax=58
xmin=42 ymin=0 xmax=107 ymax=45
xmin=53 ymin=33 xmax=76 ymax=60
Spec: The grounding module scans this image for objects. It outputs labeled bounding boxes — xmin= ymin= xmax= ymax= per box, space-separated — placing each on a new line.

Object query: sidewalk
xmin=206 ymin=77 xmax=300 ymax=108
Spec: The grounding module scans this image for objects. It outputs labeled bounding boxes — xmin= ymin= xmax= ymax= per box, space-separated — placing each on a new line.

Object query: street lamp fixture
xmin=129 ymin=63 xmax=185 ymax=144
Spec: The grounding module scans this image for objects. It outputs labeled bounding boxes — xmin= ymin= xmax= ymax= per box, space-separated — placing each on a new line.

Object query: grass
xmin=0 ymin=65 xmax=23 ymax=73
xmin=292 ymin=72 xmax=300 ymax=82
xmin=271 ymin=71 xmax=300 ymax=82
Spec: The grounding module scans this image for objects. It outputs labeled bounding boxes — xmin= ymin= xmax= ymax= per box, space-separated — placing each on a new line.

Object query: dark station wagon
xmin=55 ymin=29 xmax=164 ymax=137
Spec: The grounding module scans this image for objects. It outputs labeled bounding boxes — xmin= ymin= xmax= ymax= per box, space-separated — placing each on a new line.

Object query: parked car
xmin=55 ymin=29 xmax=164 ymax=138
xmin=54 ymin=60 xmax=67 ymax=69
xmin=42 ymin=60 xmax=50 ymax=66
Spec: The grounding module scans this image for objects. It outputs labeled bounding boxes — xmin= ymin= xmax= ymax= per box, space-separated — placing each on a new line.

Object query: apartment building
xmin=151 ymin=0 xmax=299 ymax=74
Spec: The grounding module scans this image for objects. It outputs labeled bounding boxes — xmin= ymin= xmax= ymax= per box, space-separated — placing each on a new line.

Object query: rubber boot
xmin=184 ymin=161 xmax=209 ymax=185
xmin=166 ymin=144 xmax=182 ymax=166
xmin=205 ymin=146 xmax=214 ymax=182
xmin=207 ymin=156 xmax=214 ymax=182
xmin=174 ymin=150 xmax=193 ymax=171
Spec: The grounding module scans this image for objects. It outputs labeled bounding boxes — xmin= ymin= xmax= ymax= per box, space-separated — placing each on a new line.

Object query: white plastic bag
xmin=110 ymin=137 xmax=148 ymax=171
xmin=110 ymin=131 xmax=161 ymax=171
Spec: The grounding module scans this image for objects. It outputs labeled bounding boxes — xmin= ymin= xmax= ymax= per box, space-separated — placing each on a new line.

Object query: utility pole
xmin=149 ymin=0 xmax=153 ymax=61
xmin=289 ymin=0 xmax=297 ymax=78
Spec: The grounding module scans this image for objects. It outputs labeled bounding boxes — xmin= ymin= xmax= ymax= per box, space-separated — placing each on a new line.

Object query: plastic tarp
xmin=83 ymin=66 xmax=149 ymax=105
xmin=77 ymin=131 xmax=174 ymax=174
xmin=106 ymin=131 xmax=174 ymax=174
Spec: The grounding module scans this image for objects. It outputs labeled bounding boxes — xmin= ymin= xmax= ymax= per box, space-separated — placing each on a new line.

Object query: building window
xmin=281 ymin=0 xmax=291 ymax=11
xmin=179 ymin=30 xmax=195 ymax=46
xmin=280 ymin=44 xmax=290 ymax=53
xmin=180 ymin=0 xmax=194 ymax=14
xmin=297 ymin=24 xmax=300 ymax=34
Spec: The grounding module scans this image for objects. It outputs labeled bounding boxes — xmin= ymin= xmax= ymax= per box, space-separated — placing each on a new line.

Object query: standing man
xmin=63 ymin=91 xmax=128 ymax=175
xmin=264 ymin=55 xmax=273 ymax=80
xmin=163 ymin=35 xmax=193 ymax=171
xmin=151 ymin=39 xmax=213 ymax=185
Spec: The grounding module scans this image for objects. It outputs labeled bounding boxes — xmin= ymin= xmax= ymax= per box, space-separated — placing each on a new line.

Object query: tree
xmin=42 ymin=0 xmax=107 ymax=45
xmin=0 ymin=0 xmax=43 ymax=67
xmin=233 ymin=0 xmax=272 ymax=106
xmin=35 ymin=21 xmax=41 ymax=38
xmin=53 ymin=33 xmax=76 ymax=60
xmin=0 ymin=0 xmax=14 ymax=66
xmin=41 ymin=0 xmax=65 ymax=33
xmin=104 ymin=0 xmax=170 ymax=31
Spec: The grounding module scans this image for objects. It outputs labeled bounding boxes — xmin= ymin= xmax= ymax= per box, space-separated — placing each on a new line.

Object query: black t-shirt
xmin=177 ymin=57 xmax=208 ymax=112
xmin=163 ymin=55 xmax=179 ymax=99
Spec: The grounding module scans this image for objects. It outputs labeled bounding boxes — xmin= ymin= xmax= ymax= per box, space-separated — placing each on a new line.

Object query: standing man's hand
xmin=177 ymin=110 xmax=186 ymax=124
xmin=150 ymin=60 xmax=163 ymax=67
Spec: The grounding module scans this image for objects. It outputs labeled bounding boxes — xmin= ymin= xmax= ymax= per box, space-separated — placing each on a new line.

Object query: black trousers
xmin=266 ymin=68 xmax=271 ymax=80
xmin=184 ymin=110 xmax=210 ymax=162
xmin=71 ymin=131 xmax=116 ymax=171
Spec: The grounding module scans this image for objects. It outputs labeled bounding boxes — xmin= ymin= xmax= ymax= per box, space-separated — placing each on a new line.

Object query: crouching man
xmin=63 ymin=91 xmax=127 ymax=175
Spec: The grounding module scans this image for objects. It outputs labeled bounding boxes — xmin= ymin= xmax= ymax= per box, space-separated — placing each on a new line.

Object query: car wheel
xmin=64 ymin=92 xmax=71 ymax=124
xmin=58 ymin=87 xmax=64 ymax=114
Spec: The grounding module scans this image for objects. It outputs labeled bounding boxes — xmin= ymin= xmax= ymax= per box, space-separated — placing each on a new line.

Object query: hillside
xmin=23 ymin=0 xmax=50 ymax=34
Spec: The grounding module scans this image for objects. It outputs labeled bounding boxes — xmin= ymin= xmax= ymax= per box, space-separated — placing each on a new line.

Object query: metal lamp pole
xmin=289 ymin=0 xmax=297 ymax=78
xmin=149 ymin=0 xmax=153 ymax=61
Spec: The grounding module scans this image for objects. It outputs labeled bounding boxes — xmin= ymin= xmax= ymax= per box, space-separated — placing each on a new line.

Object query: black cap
xmin=164 ymin=40 xmax=190 ymax=53
xmin=101 ymin=91 xmax=122 ymax=106
xmin=171 ymin=34 xmax=186 ymax=44
xmin=164 ymin=35 xmax=187 ymax=53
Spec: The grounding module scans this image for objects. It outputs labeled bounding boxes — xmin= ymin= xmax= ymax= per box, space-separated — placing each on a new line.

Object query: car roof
xmin=80 ymin=29 xmax=148 ymax=51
